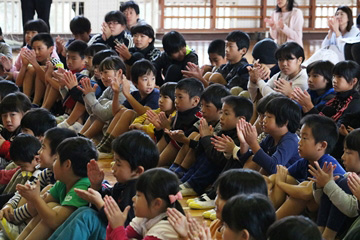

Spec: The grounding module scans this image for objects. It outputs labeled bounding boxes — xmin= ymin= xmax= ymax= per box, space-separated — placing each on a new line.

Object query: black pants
xmin=21 ymin=0 xmax=52 ymax=30
xmin=344 ymin=43 xmax=360 ymax=65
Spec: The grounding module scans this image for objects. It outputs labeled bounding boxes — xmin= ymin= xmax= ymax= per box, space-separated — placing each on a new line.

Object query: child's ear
xmin=152 ymin=197 xmax=163 ymax=209
xmin=352 ymin=77 xmax=358 ymax=86
xmin=116 ymin=69 xmax=123 ymax=78
xmin=49 ymin=46 xmax=54 ymax=53
xmin=191 ymin=96 xmax=200 ymax=106
xmin=34 ymin=155 xmax=40 ymax=164
xmin=318 ymin=141 xmax=328 ymax=152
xmin=63 ymin=159 xmax=72 ymax=169
xmin=239 ymin=229 xmax=250 ymax=240
xmin=133 ymin=166 xmax=144 ymax=177
xmin=239 ymin=47 xmax=247 ymax=56
xmin=297 ymin=56 xmax=303 ymax=64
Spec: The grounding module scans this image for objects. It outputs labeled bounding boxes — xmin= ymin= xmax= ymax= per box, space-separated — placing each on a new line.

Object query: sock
xmin=98 ymin=134 xmax=115 ymax=153
xmin=169 ymin=163 xmax=180 ymax=172
xmin=174 ymin=166 xmax=187 ymax=179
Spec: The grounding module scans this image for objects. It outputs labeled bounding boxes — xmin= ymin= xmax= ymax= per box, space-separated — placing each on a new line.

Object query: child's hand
xmin=53 ymin=69 xmax=66 ymax=86
xmin=181 ymin=62 xmax=203 ymax=80
xmin=78 ymin=77 xmax=98 ymax=95
xmin=348 ymin=173 xmax=360 ymax=200
xmin=147 ymin=110 xmax=162 ymax=130
xmin=115 ymin=44 xmax=131 ymax=60
xmin=158 ymin=112 xmax=171 ymax=130
xmin=87 ymin=159 xmax=104 ymax=190
xmin=164 ymin=129 xmax=187 ymax=143
xmin=121 ymin=76 xmax=131 ymax=95
xmin=188 ymin=216 xmax=211 ymax=240
xmin=63 ymin=71 xmax=78 ymax=90
xmin=129 ymin=123 xmax=143 ymax=130
xmin=101 ymin=22 xmax=112 ymax=40
xmin=167 ymin=208 xmax=188 ymax=239
xmin=211 ymin=134 xmax=235 ymax=154
xmin=308 ymin=161 xmax=338 ymax=188
xmin=275 ymin=165 xmax=288 ymax=184
xmin=20 ymin=48 xmax=30 ymax=66
xmin=0 ymin=56 xmax=12 ymax=72
xmin=0 ymin=205 xmax=14 ymax=222
xmin=55 ymin=36 xmax=66 ymax=56
xmin=16 ymin=180 xmax=41 ymax=202
xmin=104 ymin=195 xmax=130 ymax=229
xmin=291 ymin=87 xmax=314 ymax=113
xmin=23 ymin=49 xmax=38 ymax=66
xmin=74 ymin=188 xmax=104 ymax=209
xmin=199 ymin=118 xmax=213 ymax=137
xmin=243 ymin=122 xmax=258 ymax=147
xmin=274 ymin=78 xmax=293 ymax=97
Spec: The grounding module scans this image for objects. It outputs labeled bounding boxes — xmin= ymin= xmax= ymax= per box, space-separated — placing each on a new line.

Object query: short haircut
xmin=215 ymin=169 xmax=268 ymax=201
xmin=44 ymin=128 xmax=77 ymax=155
xmin=92 ymin=49 xmax=118 ymax=66
xmin=99 ymin=56 xmax=126 ymax=75
xmin=84 ymin=43 xmax=108 ymax=57
xmin=104 ymin=10 xmax=127 ymax=26
xmin=301 ymin=115 xmax=338 ymax=154
xmin=306 ymin=60 xmax=334 ymax=90
xmin=10 ymin=134 xmax=41 ymax=163
xmin=130 ymin=59 xmax=156 ymax=84
xmin=0 ymin=92 xmax=31 ymax=114
xmin=275 ymin=42 xmax=304 ymax=63
xmin=176 ymin=78 xmax=204 ymax=99
xmin=276 ymin=0 xmax=297 ymax=11
xmin=265 ymin=97 xmax=301 ymax=133
xmin=225 ymin=30 xmax=250 ymax=52
xmin=0 ymin=80 xmax=19 ymax=101
xmin=120 ymin=1 xmax=140 ymax=15
xmin=162 ymin=31 xmax=186 ymax=55
xmin=267 ymin=216 xmax=322 ymax=240
xmin=333 ymin=60 xmax=360 ymax=87
xmin=66 ymin=40 xmax=88 ymax=59
xmin=130 ymin=24 xmax=155 ymax=45
xmin=344 ymin=128 xmax=360 ymax=156
xmin=30 ymin=33 xmax=54 ymax=48
xmin=57 ymin=137 xmax=98 ymax=177
xmin=21 ymin=109 xmax=56 ymax=137
xmin=208 ymin=39 xmax=225 ymax=58
xmin=70 ymin=16 xmax=91 ymax=35
xmin=222 ymin=95 xmax=253 ymax=121
xmin=201 ymin=84 xmax=230 ymax=110
xmin=23 ymin=19 xmax=49 ymax=33
xmin=222 ymin=193 xmax=276 ymax=240
xmin=160 ymin=82 xmax=177 ymax=102
xmin=112 ymin=130 xmax=159 ymax=171
xmin=337 ymin=6 xmax=353 ymax=32
xmin=257 ymin=93 xmax=284 ymax=115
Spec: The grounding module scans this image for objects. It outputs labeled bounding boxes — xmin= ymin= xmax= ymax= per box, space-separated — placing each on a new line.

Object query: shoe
xmin=179 ymin=183 xmax=197 ymax=197
xmin=55 ymin=114 xmax=69 ymax=124
xmin=98 ymin=151 xmax=114 ymax=159
xmin=57 ymin=120 xmax=70 ymax=128
xmin=69 ymin=122 xmax=83 ymax=133
xmin=188 ymin=194 xmax=215 ymax=209
xmin=202 ymin=209 xmax=216 ymax=219
xmin=0 ymin=218 xmax=25 ymax=240
xmin=210 ymin=211 xmax=217 ymax=221
xmin=186 ymin=193 xmax=208 ymax=205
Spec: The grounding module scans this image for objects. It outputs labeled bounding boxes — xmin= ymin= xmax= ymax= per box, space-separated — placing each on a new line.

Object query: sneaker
xmin=0 ymin=218 xmax=25 ymax=240
xmin=202 ymin=209 xmax=216 ymax=219
xmin=69 ymin=122 xmax=83 ymax=133
xmin=98 ymin=151 xmax=114 ymax=159
xmin=55 ymin=114 xmax=69 ymax=124
xmin=188 ymin=194 xmax=215 ymax=209
xmin=179 ymin=183 xmax=197 ymax=197
xmin=186 ymin=193 xmax=208 ymax=205
xmin=210 ymin=211 xmax=217 ymax=220
xmin=57 ymin=120 xmax=70 ymax=128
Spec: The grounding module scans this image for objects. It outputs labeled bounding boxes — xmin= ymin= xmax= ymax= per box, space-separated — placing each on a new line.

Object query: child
xmin=14 ymin=137 xmax=98 ymax=239
xmin=20 ymin=108 xmax=57 ymax=140
xmin=153 ymin=31 xmax=198 ymax=86
xmin=292 ymin=60 xmax=335 ymax=113
xmin=248 ymin=42 xmax=308 ymax=100
xmin=104 ymin=168 xmax=184 ymax=239
xmin=48 ymin=130 xmax=159 ymax=239
xmin=120 ymin=1 xmax=147 ymax=31
xmin=97 ymin=59 xmax=159 ymax=153
xmin=222 ymin=193 xmax=276 ymax=240
xmin=84 ymin=43 xmax=108 ymax=80
xmin=0 ymin=80 xmax=19 ymax=102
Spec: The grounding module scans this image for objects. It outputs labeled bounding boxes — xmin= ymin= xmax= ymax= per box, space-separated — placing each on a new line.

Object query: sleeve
xmin=321 ymin=34 xmax=331 ymax=49
xmin=106 ymin=225 xmax=145 ymax=240
xmin=312 ymin=182 xmax=323 ymax=204
xmin=291 ymin=70 xmax=308 ymax=91
xmin=248 ymin=80 xmax=259 ymax=102
xmin=287 ymin=160 xmax=304 ymax=180
xmin=68 ymin=86 xmax=85 ymax=104
xmin=0 ymin=141 xmax=11 ymax=161
xmin=83 ymin=89 xmax=114 ymax=122
xmin=199 ymin=136 xmax=232 ymax=168
xmin=337 ymin=98 xmax=360 ymax=127
xmin=281 ymin=9 xmax=304 ymax=45
xmin=0 ymin=167 xmax=20 ymax=185
xmin=257 ymin=73 xmax=279 ymax=97
xmin=144 ymin=90 xmax=160 ymax=109
xmin=2 ymin=44 xmax=12 ymax=60
xmin=14 ymin=51 xmax=22 ymax=71
xmin=49 ymin=181 xmax=61 ymax=202
xmin=58 ymin=179 xmax=90 ymax=207
xmin=269 ymin=11 xmax=278 ymax=41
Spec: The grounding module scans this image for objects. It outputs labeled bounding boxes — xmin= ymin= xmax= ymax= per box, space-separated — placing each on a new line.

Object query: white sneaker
xmin=202 ymin=209 xmax=216 ymax=219
xmin=69 ymin=122 xmax=83 ymax=133
xmin=188 ymin=193 xmax=215 ymax=209
xmin=179 ymin=183 xmax=197 ymax=197
xmin=0 ymin=218 xmax=25 ymax=240
xmin=57 ymin=120 xmax=70 ymax=128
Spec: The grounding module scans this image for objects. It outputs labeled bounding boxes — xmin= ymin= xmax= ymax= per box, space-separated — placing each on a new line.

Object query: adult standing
xmin=264 ymin=0 xmax=304 ymax=47
xmin=21 ymin=0 xmax=52 ymax=30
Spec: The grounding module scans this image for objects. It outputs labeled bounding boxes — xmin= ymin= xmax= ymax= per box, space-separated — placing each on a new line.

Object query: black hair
xmin=120 ymin=1 xmax=140 ymax=15
xmin=92 ymin=49 xmax=118 ymax=66
xmin=201 ymin=84 xmax=230 ymax=110
xmin=57 ymin=137 xmax=98 ymax=177
xmin=301 ymin=115 xmax=338 ymax=154
xmin=44 ymin=128 xmax=77 ymax=155
xmin=70 ymin=16 xmax=91 ymax=35
xmin=267 ymin=216 xmax=321 ymax=240
xmin=357 ymin=14 xmax=360 ymax=28
xmin=162 ymin=31 xmax=186 ymax=55
xmin=66 ymin=40 xmax=88 ymax=59
xmin=222 ymin=193 xmax=276 ymax=240
xmin=275 ymin=42 xmax=304 ymax=63
xmin=344 ymin=128 xmax=360 ymax=156
xmin=306 ymin=60 xmax=334 ymax=90
xmin=222 ymin=95 xmax=253 ymax=121
xmin=30 ymin=33 xmax=54 ymax=48
xmin=130 ymin=24 xmax=155 ymax=45
xmin=336 ymin=6 xmax=353 ymax=32
xmin=104 ymin=10 xmax=127 ymax=26
xmin=176 ymin=78 xmax=204 ymax=99
xmin=84 ymin=43 xmax=108 ymax=57
xmin=276 ymin=0 xmax=297 ymax=12
xmin=130 ymin=59 xmax=156 ymax=84
xmin=256 ymin=93 xmax=284 ymax=115
xmin=23 ymin=19 xmax=49 ymax=33
xmin=99 ymin=56 xmax=126 ymax=75
xmin=265 ymin=97 xmax=301 ymax=133
xmin=0 ymin=92 xmax=31 ymax=115
xmin=225 ymin=30 xmax=250 ymax=53
xmin=208 ymin=39 xmax=225 ymax=58
xmin=333 ymin=61 xmax=360 ymax=89
xmin=112 ymin=130 xmax=159 ymax=171
xmin=0 ymin=80 xmax=19 ymax=101
xmin=160 ymin=82 xmax=177 ymax=102
xmin=215 ymin=169 xmax=268 ymax=201
xmin=10 ymin=134 xmax=41 ymax=163
xmin=136 ymin=168 xmax=185 ymax=214
xmin=20 ymin=109 xmax=56 ymax=137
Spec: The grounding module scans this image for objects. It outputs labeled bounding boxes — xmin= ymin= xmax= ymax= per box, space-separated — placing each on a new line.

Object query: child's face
xmin=308 ymin=70 xmax=327 ymax=91
xmin=174 ymin=89 xmax=198 ymax=112
xmin=107 ymin=21 xmax=125 ymax=36
xmin=170 ymin=46 xmax=186 ymax=62
xmin=94 ymin=65 xmax=101 ymax=79
xmin=342 ymin=147 xmax=360 ymax=173
xmin=332 ymin=75 xmax=356 ymax=92
xmin=1 ymin=112 xmax=23 ymax=133
xmin=215 ymin=190 xmax=226 ymax=220
xmin=25 ymin=30 xmax=38 ymax=46
xmin=133 ymin=33 xmax=152 ymax=50
xmin=220 ymin=103 xmax=239 ymax=131
xmin=84 ymin=55 xmax=93 ymax=71
xmin=66 ymin=51 xmax=85 ymax=72
xmin=14 ymin=157 xmax=38 ymax=172
xmin=38 ymin=138 xmax=56 ymax=169
xmin=263 ymin=112 xmax=278 ymax=134
xmin=209 ymin=53 xmax=226 ymax=67
xmin=298 ymin=124 xmax=322 ymax=161
xmin=159 ymin=94 xmax=174 ymax=113
xmin=123 ymin=7 xmax=139 ymax=27
xmin=225 ymin=41 xmax=241 ymax=63
xmin=32 ymin=41 xmax=53 ymax=64
xmin=52 ymin=154 xmax=65 ymax=181
xmin=132 ymin=191 xmax=152 ymax=218
xmin=136 ymin=72 xmax=156 ymax=97
xmin=100 ymin=69 xmax=116 ymax=87
xmin=201 ymin=100 xmax=221 ymax=124
xmin=278 ymin=54 xmax=302 ymax=78
xmin=258 ymin=113 xmax=265 ymax=132
xmin=111 ymin=153 xmax=138 ymax=183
